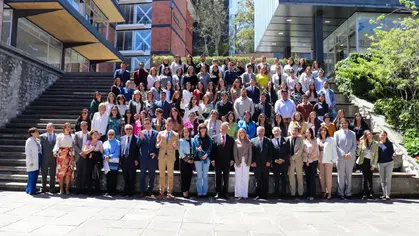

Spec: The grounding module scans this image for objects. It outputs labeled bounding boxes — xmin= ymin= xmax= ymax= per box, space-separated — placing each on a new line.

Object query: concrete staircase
xmin=0 ymin=72 xmax=114 ymax=191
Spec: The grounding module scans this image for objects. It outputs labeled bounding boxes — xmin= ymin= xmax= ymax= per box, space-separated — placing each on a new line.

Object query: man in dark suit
xmin=73 ymin=121 xmax=89 ymax=194
xmin=252 ymin=92 xmax=272 ymax=122
xmin=154 ymin=92 xmax=171 ymax=119
xmin=271 ymin=127 xmax=291 ymax=199
xmin=137 ymin=118 xmax=159 ymax=198
xmin=114 ymin=62 xmax=131 ymax=86
xmin=246 ymin=78 xmax=260 ymax=104
xmin=39 ymin=123 xmax=56 ymax=193
xmin=251 ymin=126 xmax=272 ymax=200
xmin=211 ymin=122 xmax=235 ymax=199
xmin=120 ymin=124 xmax=139 ymax=196
xmin=133 ymin=62 xmax=149 ymax=88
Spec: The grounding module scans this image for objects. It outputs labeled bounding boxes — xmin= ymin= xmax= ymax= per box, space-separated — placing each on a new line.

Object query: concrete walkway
xmin=0 ymin=191 xmax=418 ymax=235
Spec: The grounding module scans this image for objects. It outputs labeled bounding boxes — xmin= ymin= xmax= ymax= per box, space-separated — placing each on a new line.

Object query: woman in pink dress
xmin=56 ymin=147 xmax=74 ymax=194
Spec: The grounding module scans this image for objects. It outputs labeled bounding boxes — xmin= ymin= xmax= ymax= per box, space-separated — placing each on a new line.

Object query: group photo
xmin=25 ymin=55 xmax=396 ymax=202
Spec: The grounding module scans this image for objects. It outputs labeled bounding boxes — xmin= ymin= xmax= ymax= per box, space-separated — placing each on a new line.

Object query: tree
xmin=190 ymin=0 xmax=227 ymax=56
xmin=233 ymin=0 xmax=254 ymax=53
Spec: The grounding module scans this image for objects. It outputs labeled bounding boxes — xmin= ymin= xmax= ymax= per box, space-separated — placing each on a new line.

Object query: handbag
xmin=184 ymin=139 xmax=194 ymax=163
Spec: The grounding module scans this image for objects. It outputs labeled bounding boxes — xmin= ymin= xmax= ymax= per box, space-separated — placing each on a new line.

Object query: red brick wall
xmin=152 ymin=27 xmax=171 ymax=52
xmin=152 ymin=1 xmax=171 ymax=24
xmin=151 ymin=0 xmax=193 ymax=56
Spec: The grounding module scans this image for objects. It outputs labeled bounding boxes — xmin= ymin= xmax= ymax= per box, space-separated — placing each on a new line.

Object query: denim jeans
xmin=194 ymin=160 xmax=210 ymax=196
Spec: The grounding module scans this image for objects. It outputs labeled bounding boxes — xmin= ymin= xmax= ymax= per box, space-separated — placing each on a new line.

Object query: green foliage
xmin=335 ymin=0 xmax=419 ymax=157
xmin=150 ymin=55 xmax=288 ymax=68
xmin=233 ymin=0 xmax=255 ymax=53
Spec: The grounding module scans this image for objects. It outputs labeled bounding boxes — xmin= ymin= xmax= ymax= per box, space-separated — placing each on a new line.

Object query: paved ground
xmin=0 ymin=191 xmax=418 ymax=236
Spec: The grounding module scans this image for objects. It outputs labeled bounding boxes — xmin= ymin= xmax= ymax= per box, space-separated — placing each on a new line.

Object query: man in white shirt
xmin=274 ymin=90 xmax=296 ymax=125
xmin=73 ymin=121 xmax=89 ymax=194
xmin=234 ymin=88 xmax=255 ymax=121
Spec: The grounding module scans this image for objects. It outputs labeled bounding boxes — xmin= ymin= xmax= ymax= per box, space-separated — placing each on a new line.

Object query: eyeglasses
xmin=108 ymin=134 xmax=115 ymax=136
xmin=82 ymin=112 xmax=87 ymax=114
xmin=125 ymin=128 xmax=133 ymax=130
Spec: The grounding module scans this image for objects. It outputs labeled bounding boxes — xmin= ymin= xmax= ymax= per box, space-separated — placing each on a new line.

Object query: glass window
xmin=119 ymin=3 xmax=152 ymax=25
xmin=16 ymin=18 xmax=62 ymax=68
xmin=116 ymin=30 xmax=151 ymax=51
xmin=1 ymin=8 xmax=12 ymax=44
xmin=64 ymin=48 xmax=89 ymax=72
xmin=116 ymin=56 xmax=151 ymax=71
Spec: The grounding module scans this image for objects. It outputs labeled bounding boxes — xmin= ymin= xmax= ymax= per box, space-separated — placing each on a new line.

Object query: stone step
xmin=0 ymin=152 xmax=25 ymax=158
xmin=37 ymin=94 xmax=106 ymax=99
xmin=27 ymin=105 xmax=90 ymax=110
xmin=0 ymin=145 xmax=24 ymax=152
xmin=0 ymin=128 xmax=50 ymax=134
xmin=9 ymin=119 xmax=76 ymax=124
xmin=11 ymin=114 xmax=79 ymax=120
xmin=6 ymin=122 xmax=76 ymax=129
xmin=0 ymin=166 xmax=27 ymax=174
xmin=22 ymin=110 xmax=82 ymax=115
xmin=45 ymin=88 xmax=111 ymax=93
xmin=0 ymin=139 xmax=26 ymax=145
xmin=30 ymin=101 xmax=94 ymax=107
xmin=335 ymin=103 xmax=359 ymax=117
xmin=0 ymin=159 xmax=25 ymax=166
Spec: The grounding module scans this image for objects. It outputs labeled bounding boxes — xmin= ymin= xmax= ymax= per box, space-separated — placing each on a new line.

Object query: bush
xmin=335 ymin=53 xmax=379 ymax=101
xmin=403 ymin=129 xmax=419 ymax=157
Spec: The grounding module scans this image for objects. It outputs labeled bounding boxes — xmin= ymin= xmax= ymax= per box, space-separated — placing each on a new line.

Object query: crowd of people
xmin=25 ymin=55 xmax=395 ymax=201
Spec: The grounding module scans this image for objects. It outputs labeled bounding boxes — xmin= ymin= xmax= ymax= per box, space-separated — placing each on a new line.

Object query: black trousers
xmin=215 ymin=163 xmax=230 ymax=196
xmin=361 ymin=158 xmax=374 ymax=196
xmin=76 ymin=158 xmax=88 ymax=193
xmin=255 ymin=166 xmax=270 ymax=198
xmin=273 ymin=164 xmax=288 ymax=198
xmin=106 ymin=170 xmax=118 ymax=194
xmin=180 ymin=160 xmax=194 ymax=192
xmin=303 ymin=161 xmax=318 ymax=198
xmin=41 ymin=158 xmax=56 ymax=191
xmin=122 ymin=159 xmax=137 ymax=195
xmin=87 ymin=152 xmax=102 ymax=194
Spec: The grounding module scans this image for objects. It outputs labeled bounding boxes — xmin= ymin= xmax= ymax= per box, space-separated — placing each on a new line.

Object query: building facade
xmin=254 ymin=0 xmax=418 ymax=73
xmin=1 ymin=0 xmax=124 ymax=72
xmin=116 ymin=0 xmax=193 ymax=70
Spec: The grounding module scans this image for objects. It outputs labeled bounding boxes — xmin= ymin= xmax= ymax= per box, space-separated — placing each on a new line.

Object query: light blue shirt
xmin=103 ymin=139 xmax=121 ymax=170
xmin=274 ymin=99 xmax=296 ymax=119
xmin=179 ymin=138 xmax=192 ymax=159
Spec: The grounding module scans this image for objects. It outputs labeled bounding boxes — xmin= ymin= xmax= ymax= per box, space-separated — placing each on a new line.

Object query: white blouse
xmin=181 ymin=90 xmax=193 ymax=109
xmin=53 ymin=133 xmax=74 ymax=153
xmin=147 ymin=75 xmax=159 ymax=90
xmin=105 ymin=102 xmax=115 ymax=115
xmin=91 ymin=112 xmax=109 ymax=136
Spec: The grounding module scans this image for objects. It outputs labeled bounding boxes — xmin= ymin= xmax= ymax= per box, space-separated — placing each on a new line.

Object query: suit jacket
xmin=73 ymin=131 xmax=88 ymax=163
xmin=289 ymin=136 xmax=305 ymax=161
xmin=246 ymin=86 xmax=260 ymax=104
xmin=241 ymin=72 xmax=256 ymax=87
xmin=114 ymin=69 xmax=131 ymax=85
xmin=211 ymin=133 xmax=235 ymax=166
xmin=252 ymin=102 xmax=272 ymax=122
xmin=120 ymin=135 xmax=139 ymax=164
xmin=156 ymin=130 xmax=179 ymax=160
xmin=195 ymin=62 xmax=209 ymax=74
xmin=133 ymin=69 xmax=149 ymax=87
xmin=128 ymin=99 xmax=145 ymax=115
xmin=334 ymin=129 xmax=357 ymax=160
xmin=39 ymin=132 xmax=56 ymax=164
xmin=251 ymin=137 xmax=272 ymax=166
xmin=154 ymin=100 xmax=172 ymax=119
xmin=271 ymin=136 xmax=291 ymax=167
xmin=137 ymin=129 xmax=159 ymax=162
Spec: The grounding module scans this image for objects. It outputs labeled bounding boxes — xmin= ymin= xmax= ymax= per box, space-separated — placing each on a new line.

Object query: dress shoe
xmin=158 ymin=192 xmax=165 ymax=199
xmin=254 ymin=196 xmax=260 ymax=200
xmin=214 ymin=194 xmax=220 ymax=199
xmin=167 ymin=193 xmax=175 ymax=199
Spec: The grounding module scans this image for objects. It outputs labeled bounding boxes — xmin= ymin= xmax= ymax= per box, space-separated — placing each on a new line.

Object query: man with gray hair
xmin=120 ymin=124 xmax=139 ymax=197
xmin=39 ymin=123 xmax=56 ymax=193
xmin=270 ymin=127 xmax=290 ymax=199
xmin=211 ymin=122 xmax=235 ymax=199
xmin=73 ymin=121 xmax=89 ymax=194
xmin=251 ymin=126 xmax=272 ymax=200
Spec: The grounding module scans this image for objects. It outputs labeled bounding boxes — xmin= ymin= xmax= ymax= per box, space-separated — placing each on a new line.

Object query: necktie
xmin=222 ymin=135 xmax=225 ymax=147
xmin=276 ymin=138 xmax=280 ymax=148
xmin=166 ymin=132 xmax=171 ymax=144
xmin=125 ymin=136 xmax=131 ymax=155
xmin=48 ymin=134 xmax=52 ymax=143
xmin=261 ymin=104 xmax=265 ymax=114
xmin=252 ymin=86 xmax=254 ymax=93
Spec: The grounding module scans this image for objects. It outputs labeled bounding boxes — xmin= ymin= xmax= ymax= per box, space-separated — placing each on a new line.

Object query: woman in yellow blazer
xmin=356 ymin=130 xmax=379 ymax=200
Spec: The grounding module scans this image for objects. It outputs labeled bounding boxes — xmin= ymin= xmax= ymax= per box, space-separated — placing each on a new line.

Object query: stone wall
xmin=0 ymin=42 xmax=62 ymax=127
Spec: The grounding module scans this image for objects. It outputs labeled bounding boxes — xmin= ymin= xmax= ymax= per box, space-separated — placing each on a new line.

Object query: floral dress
xmin=56 ymin=149 xmax=74 ymax=180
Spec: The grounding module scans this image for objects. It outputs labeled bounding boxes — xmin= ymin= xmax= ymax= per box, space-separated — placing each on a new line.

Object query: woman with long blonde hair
xmin=233 ymin=128 xmax=252 ymax=199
